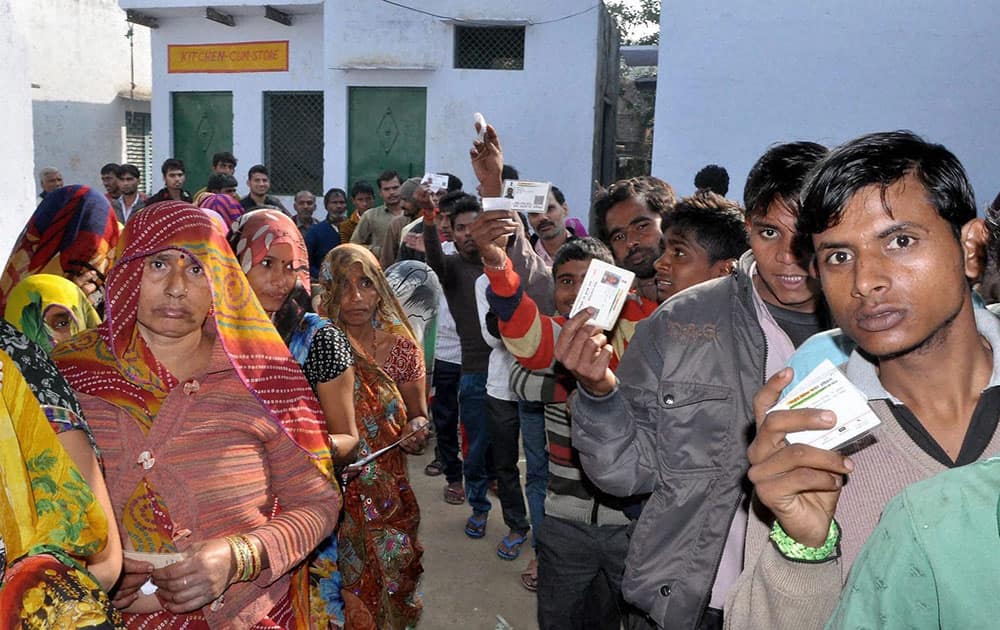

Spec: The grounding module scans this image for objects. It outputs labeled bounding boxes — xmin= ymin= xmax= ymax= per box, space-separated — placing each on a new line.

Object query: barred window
xmin=125 ymin=111 xmax=153 ymax=194
xmin=263 ymin=91 xmax=324 ymax=195
xmin=454 ymin=26 xmax=525 ymax=70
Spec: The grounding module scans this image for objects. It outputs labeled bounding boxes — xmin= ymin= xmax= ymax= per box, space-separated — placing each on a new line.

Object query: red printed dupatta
xmin=52 ymin=201 xmax=334 ymax=478
xmin=0 ymin=185 xmax=119 ymax=311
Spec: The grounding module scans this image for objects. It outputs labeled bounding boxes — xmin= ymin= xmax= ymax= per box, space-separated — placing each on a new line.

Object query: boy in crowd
xmin=193 ymin=151 xmax=238 ymax=199
xmin=339 ymin=180 xmax=375 ymax=244
xmin=557 ymin=142 xmax=829 ymax=630
xmin=145 ymin=158 xmax=191 ymax=204
xmin=481 ymin=193 xmax=749 ymax=628
xmin=725 ymin=131 xmax=1000 ymax=629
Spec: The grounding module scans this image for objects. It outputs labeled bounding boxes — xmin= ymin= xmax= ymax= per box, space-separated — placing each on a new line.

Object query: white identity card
xmin=421 ymin=172 xmax=449 ymax=192
xmin=501 ymin=179 xmax=551 ymax=213
xmin=568 ymin=259 xmax=635 ymax=331
xmin=124 ymin=551 xmax=185 ymax=595
xmin=773 ymin=359 xmax=881 ymax=451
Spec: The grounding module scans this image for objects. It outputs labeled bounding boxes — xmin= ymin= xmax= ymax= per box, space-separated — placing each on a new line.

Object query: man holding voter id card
xmin=725 ymin=132 xmax=1000 ymax=628
xmin=558 ymin=142 xmax=831 ymax=630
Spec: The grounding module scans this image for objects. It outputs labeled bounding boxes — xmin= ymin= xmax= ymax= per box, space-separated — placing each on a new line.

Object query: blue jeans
xmin=459 ymin=372 xmax=491 ymax=514
xmin=519 ymin=400 xmax=549 ymax=546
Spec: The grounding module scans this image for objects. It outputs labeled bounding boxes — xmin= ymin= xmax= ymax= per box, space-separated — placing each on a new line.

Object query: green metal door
xmin=348 ymin=87 xmax=426 ymax=206
xmin=172 ymin=92 xmax=233 ymax=192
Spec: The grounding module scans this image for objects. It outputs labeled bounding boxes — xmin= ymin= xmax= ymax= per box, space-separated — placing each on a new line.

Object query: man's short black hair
xmin=116 ymin=163 xmax=140 ymax=179
xmin=324 ymin=187 xmax=347 ymax=206
xmin=502 ymin=164 xmax=519 ymax=180
xmin=593 ymin=176 xmax=676 ymax=244
xmin=206 ymin=173 xmax=238 ymax=192
xmin=798 ymin=131 xmax=976 ymax=244
xmin=743 ymin=141 xmax=827 ymax=221
xmin=248 ymin=164 xmax=269 ymax=178
xmin=694 ymin=164 xmax=730 ymax=196
xmin=443 ymin=192 xmax=482 ymax=227
xmin=438 ymin=172 xmax=463 ymax=192
xmin=212 ymin=151 xmax=237 ymax=168
xmin=551 ymin=185 xmax=566 ymax=205
xmin=351 ymin=180 xmax=375 ymax=197
xmin=663 ymin=192 xmax=749 ymax=264
xmin=438 ymin=190 xmax=468 ymax=216
xmin=552 ymin=237 xmax=614 ymax=276
xmin=101 ymin=163 xmax=120 ymax=176
xmin=377 ymin=170 xmax=400 ymax=187
xmin=161 ymin=158 xmax=184 ymax=176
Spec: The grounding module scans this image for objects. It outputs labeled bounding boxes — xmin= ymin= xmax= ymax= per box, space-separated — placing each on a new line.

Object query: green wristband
xmin=769 ymin=519 xmax=840 ymax=563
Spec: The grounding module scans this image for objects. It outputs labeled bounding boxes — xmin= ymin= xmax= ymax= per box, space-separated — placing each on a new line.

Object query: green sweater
xmin=827 ymin=455 xmax=1000 ymax=629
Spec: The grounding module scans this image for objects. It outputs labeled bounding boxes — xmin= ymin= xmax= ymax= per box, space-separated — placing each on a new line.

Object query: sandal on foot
xmin=424 ymin=459 xmax=444 ymax=476
xmin=520 ymin=558 xmax=538 ymax=592
xmin=496 ymin=531 xmax=528 ymax=561
xmin=443 ymin=481 xmax=466 ymax=505
xmin=464 ymin=512 xmax=488 ymax=538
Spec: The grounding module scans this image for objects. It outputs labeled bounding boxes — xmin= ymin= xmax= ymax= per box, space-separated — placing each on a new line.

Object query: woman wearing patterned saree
xmin=0 ymin=337 xmax=122 ymax=628
xmin=319 ymin=244 xmax=427 ymax=630
xmin=52 ymin=202 xmax=341 ymax=629
xmin=229 ymin=209 xmax=358 ymax=628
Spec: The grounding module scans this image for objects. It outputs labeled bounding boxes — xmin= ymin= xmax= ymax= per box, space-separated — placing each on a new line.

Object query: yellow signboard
xmin=168 ymin=41 xmax=289 ymax=74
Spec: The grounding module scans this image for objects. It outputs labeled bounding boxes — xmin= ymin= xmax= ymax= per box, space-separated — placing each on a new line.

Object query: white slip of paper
xmin=773 ymin=359 xmax=881 ymax=451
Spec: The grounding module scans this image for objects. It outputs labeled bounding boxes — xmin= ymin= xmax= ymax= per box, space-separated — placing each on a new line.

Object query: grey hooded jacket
xmin=570 ymin=251 xmax=770 ymax=629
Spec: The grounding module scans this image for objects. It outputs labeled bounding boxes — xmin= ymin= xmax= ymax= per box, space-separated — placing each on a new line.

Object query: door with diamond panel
xmin=347 ymin=87 xmax=426 ymax=208
xmin=171 ymin=92 xmax=233 ymax=193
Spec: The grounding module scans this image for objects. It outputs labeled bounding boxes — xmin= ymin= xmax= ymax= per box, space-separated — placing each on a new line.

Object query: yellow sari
xmin=0 ymin=349 xmax=121 ymax=628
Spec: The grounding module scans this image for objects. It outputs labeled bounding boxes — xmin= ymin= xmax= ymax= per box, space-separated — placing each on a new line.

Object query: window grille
xmin=454 ymin=26 xmax=526 ymax=70
xmin=263 ymin=92 xmax=324 ymax=195
xmin=125 ymin=111 xmax=153 ymax=194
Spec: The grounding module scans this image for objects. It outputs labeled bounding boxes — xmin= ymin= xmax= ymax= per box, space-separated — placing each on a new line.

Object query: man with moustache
xmin=726 ymin=131 xmax=1000 ymax=629
xmin=351 ymin=170 xmax=403 ymax=258
xmin=529 ymin=186 xmax=577 ymax=267
xmin=557 ymin=142 xmax=830 ymax=629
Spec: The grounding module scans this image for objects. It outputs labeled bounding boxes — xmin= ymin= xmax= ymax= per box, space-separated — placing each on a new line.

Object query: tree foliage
xmin=604 ymin=0 xmax=660 ymax=46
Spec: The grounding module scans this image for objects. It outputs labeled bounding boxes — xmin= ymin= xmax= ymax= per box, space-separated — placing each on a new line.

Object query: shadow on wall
xmin=31 ymin=96 xmax=151 ymax=195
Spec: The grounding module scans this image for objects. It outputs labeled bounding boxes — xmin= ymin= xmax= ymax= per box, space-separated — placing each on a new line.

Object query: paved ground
xmin=407 ymin=448 xmax=538 ymax=629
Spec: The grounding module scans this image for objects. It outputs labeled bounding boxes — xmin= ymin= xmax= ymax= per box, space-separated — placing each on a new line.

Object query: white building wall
xmin=651 ymin=2 xmax=1000 ymax=208
xmin=325 ymin=0 xmax=601 ymax=223
xmin=137 ymin=0 xmax=602 ymax=222
xmin=147 ymin=13 xmax=325 ymax=193
xmin=28 ymin=0 xmax=152 ymax=195
xmin=0 ymin=0 xmax=36 ymax=259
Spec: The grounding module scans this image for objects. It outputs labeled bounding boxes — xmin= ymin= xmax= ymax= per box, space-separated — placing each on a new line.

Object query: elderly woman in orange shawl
xmin=53 ymin=201 xmax=340 ymax=628
xmin=319 ymin=244 xmax=427 ymax=630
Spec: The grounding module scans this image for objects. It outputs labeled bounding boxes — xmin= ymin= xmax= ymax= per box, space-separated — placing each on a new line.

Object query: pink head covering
xmin=198 ymin=193 xmax=244 ymax=229
xmin=229 ymin=209 xmax=311 ymax=292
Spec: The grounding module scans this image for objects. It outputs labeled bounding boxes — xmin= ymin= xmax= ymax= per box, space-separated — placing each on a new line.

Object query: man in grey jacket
xmin=555 ymin=142 xmax=830 ymax=630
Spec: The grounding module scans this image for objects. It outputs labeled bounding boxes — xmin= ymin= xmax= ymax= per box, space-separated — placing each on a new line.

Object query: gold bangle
xmin=240 ymin=534 xmax=263 ymax=582
xmin=328 ymin=433 xmax=338 ymax=458
xmin=225 ymin=536 xmax=245 ymax=583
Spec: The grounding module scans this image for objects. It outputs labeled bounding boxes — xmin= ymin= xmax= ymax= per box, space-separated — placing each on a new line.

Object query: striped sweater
xmin=485 ymin=264 xmax=657 ymax=525
xmin=75 ymin=341 xmax=341 ymax=628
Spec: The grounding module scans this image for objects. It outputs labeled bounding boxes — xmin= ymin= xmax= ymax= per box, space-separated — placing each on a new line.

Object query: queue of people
xmin=6 ymin=123 xmax=1000 ymax=630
